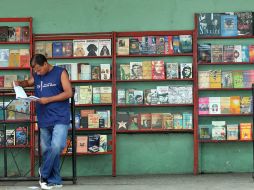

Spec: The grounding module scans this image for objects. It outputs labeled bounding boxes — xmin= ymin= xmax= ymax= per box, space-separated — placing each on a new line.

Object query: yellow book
xmin=230 ymin=96 xmax=240 ymax=114
xmin=142 ymin=61 xmax=152 ymax=79
xmin=209 ymin=70 xmax=221 ymax=88
xmin=240 ymin=123 xmax=252 ymax=140
xmin=220 ymin=97 xmax=230 ymax=114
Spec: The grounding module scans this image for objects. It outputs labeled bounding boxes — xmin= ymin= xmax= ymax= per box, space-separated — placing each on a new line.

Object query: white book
xmin=98 ymin=39 xmax=111 ymax=56
xmin=234 ymin=45 xmax=242 ymax=62
xmin=209 ymin=97 xmax=221 ymax=114
xmin=100 ymin=64 xmax=111 ymax=80
xmin=13 ymin=82 xmax=39 ymax=101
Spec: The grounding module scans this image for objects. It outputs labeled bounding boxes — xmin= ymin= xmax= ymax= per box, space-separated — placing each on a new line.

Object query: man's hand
xmin=13 ymin=81 xmax=21 ymax=87
xmin=38 ymin=97 xmax=51 ymax=104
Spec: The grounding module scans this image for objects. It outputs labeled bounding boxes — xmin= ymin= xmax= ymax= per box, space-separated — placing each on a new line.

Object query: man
xmin=15 ymin=54 xmax=73 ymax=189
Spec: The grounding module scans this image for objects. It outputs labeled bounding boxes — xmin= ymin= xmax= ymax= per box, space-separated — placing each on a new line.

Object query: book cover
xmin=117 ymin=89 xmax=126 ymax=105
xmin=240 ymin=96 xmax=252 ymax=114
xmin=78 ymin=63 xmax=91 ymax=80
xmin=14 ymin=27 xmax=21 ymax=42
xmin=96 ymin=110 xmax=110 ymax=128
xmin=182 ymin=112 xmax=193 ymax=129
xmin=144 ymin=89 xmax=152 ymax=105
xmin=199 ymin=125 xmax=212 ymax=140
xmin=88 ymin=135 xmax=100 ymax=153
xmin=234 ymin=45 xmax=242 ymax=62
xmin=92 ymin=87 xmax=100 ymax=104
xmin=180 ymin=63 xmax=192 ymax=79
xmin=73 ymin=40 xmax=86 ymax=56
xmin=209 ymin=70 xmax=222 ymax=88
xmin=116 ymin=112 xmax=129 ymax=130
xmin=100 ymin=87 xmax=112 ymax=103
xmin=198 ymin=13 xmax=221 ymax=36
xmin=21 ymin=26 xmax=29 ymax=42
xmin=173 ymin=113 xmax=183 ymax=129
xmin=116 ymin=37 xmax=129 ymax=55
xmin=140 ymin=36 xmax=149 ymax=55
xmin=100 ymin=64 xmax=111 ymax=80
xmin=88 ymin=114 xmax=100 ymax=128
xmin=223 ymin=45 xmax=234 ymax=62
xmin=0 ymin=76 xmax=4 ymax=88
xmin=151 ymin=113 xmax=162 ymax=129
xmin=19 ymin=49 xmax=30 ymax=67
xmin=15 ymin=100 xmax=30 ymax=119
xmin=6 ymin=129 xmax=15 ymax=145
xmin=129 ymin=37 xmax=140 ymax=55
xmin=85 ymin=39 xmax=99 ymax=56
xmin=239 ymin=123 xmax=252 ymax=140
xmin=168 ymin=85 xmax=193 ymax=104
xmin=128 ymin=113 xmax=139 ymax=130
xmin=156 ymin=36 xmax=165 ymax=54
xmin=150 ymin=89 xmax=158 ymax=105
xmin=99 ymin=135 xmax=107 ymax=152
xmin=162 ymin=113 xmax=173 ymax=129
xmin=8 ymin=27 xmax=16 ymax=42
xmin=249 ymin=45 xmax=254 ymax=62
xmin=91 ymin=66 xmax=100 ymax=80
xmin=52 ymin=41 xmax=63 ymax=57
xmin=120 ymin=64 xmax=130 ymax=80
xmin=198 ymin=44 xmax=211 ymax=63
xmin=152 ymin=60 xmax=165 ymax=79
xmin=0 ymin=26 xmax=8 ymax=42
xmin=35 ymin=41 xmax=46 ymax=55
xmin=76 ymin=136 xmax=88 ymax=153
xmin=230 ymin=96 xmax=241 ymax=114
xmin=15 ymin=126 xmax=27 ymax=145
xmin=235 ymin=12 xmax=253 ymax=36
xmin=79 ymin=85 xmax=92 ymax=104
xmin=242 ymin=70 xmax=252 ymax=88
xmin=198 ymin=71 xmax=210 ymax=88
xmin=221 ymin=14 xmax=238 ymax=36
xmin=233 ymin=71 xmax=244 ymax=88
xmin=242 ymin=45 xmax=249 ymax=62
xmin=156 ymin=86 xmax=168 ymax=104
xmin=0 ymin=49 xmax=9 ymax=67
xmin=126 ymin=89 xmax=135 ymax=104
xmin=211 ymin=44 xmax=223 ymax=62
xmin=45 ymin=41 xmax=53 ymax=58
xmin=4 ymin=75 xmax=17 ymax=88
xmin=80 ymin=109 xmax=95 ymax=128
xmin=220 ymin=97 xmax=230 ymax=114
xmin=209 ymin=97 xmax=221 ymax=114
xmin=62 ymin=41 xmax=73 ymax=57
xmin=133 ymin=90 xmax=143 ymax=105
xmin=139 ymin=113 xmax=151 ymax=129
xmin=179 ymin=35 xmax=192 ymax=53
xmin=172 ymin=36 xmax=181 ymax=53
xmin=212 ymin=121 xmax=226 ymax=140
xmin=165 ymin=62 xmax=179 ymax=79
xmin=199 ymin=97 xmax=209 ymax=115
xmin=0 ymin=130 xmax=4 ymax=145
xmin=98 ymin=39 xmax=111 ymax=56
xmin=221 ymin=71 xmax=233 ymax=88
xmin=9 ymin=49 xmax=20 ymax=67
xmin=130 ymin=62 xmax=142 ymax=79
xmin=142 ymin=61 xmax=152 ymax=79
xmin=166 ymin=36 xmax=174 ymax=55
xmin=148 ymin=36 xmax=156 ymax=54
xmin=227 ymin=124 xmax=239 ymax=140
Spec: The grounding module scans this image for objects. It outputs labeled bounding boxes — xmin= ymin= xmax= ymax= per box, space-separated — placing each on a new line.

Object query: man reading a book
xmin=14 ymin=54 xmax=72 ymax=189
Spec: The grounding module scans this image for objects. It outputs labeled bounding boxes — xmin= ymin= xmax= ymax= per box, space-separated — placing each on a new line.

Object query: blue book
xmin=52 ymin=42 xmax=63 ymax=57
xmin=242 ymin=45 xmax=249 ymax=62
xmin=0 ymin=49 xmax=9 ymax=67
xmin=221 ymin=14 xmax=238 ymax=36
xmin=182 ymin=112 xmax=193 ymax=129
xmin=15 ymin=127 xmax=27 ymax=145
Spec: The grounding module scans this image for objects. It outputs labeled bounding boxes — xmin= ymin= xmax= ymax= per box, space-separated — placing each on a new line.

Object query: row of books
xmin=56 ymin=63 xmax=111 ymax=80
xmin=35 ymin=39 xmax=111 ymax=58
xmin=0 ymin=26 xmax=30 ymax=42
xmin=74 ymin=86 xmax=112 ymax=104
xmin=0 ymin=100 xmax=30 ymax=120
xmin=199 ymin=96 xmax=252 ymax=115
xmin=0 ymin=49 xmax=30 ymax=67
xmin=0 ymin=74 xmax=29 ymax=88
xmin=117 ymin=112 xmax=192 ymax=130
xmin=117 ymin=35 xmax=192 ymax=55
xmin=119 ymin=61 xmax=192 ymax=80
xmin=198 ymin=12 xmax=253 ymax=37
xmin=117 ymin=85 xmax=193 ymax=105
xmin=198 ymin=44 xmax=254 ymax=63
xmin=0 ymin=127 xmax=28 ymax=146
xmin=63 ymin=134 xmax=108 ymax=153
xmin=74 ymin=109 xmax=111 ymax=129
xmin=198 ymin=70 xmax=254 ymax=88
xmin=199 ymin=121 xmax=252 ymax=141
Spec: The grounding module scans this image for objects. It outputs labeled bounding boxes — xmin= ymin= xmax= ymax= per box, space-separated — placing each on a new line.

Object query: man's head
xmin=30 ymin=54 xmax=49 ymax=75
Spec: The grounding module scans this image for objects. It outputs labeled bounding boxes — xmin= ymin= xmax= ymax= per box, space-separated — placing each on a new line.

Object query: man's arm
xmin=38 ymin=70 xmax=73 ymax=104
xmin=14 ymin=75 xmax=34 ymax=88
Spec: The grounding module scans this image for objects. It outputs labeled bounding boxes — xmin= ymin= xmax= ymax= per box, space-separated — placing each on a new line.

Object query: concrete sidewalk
xmin=1 ymin=173 xmax=254 ymax=190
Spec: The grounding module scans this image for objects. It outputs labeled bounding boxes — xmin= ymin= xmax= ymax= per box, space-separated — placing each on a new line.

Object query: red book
xmin=249 ymin=45 xmax=254 ymax=62
xmin=152 ymin=60 xmax=165 ymax=79
xmin=21 ymin=26 xmax=29 ymax=42
xmin=19 ymin=49 xmax=30 ymax=67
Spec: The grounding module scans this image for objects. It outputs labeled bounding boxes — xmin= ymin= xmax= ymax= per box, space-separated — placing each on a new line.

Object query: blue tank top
xmin=34 ymin=66 xmax=70 ymax=128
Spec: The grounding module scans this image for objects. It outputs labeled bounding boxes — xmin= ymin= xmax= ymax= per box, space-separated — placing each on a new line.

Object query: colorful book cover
xmin=242 ymin=45 xmax=249 ymax=62
xmin=223 ymin=45 xmax=234 ymax=62
xmin=249 ymin=45 xmax=254 ymax=62
xmin=242 ymin=70 xmax=252 ymax=88
xmin=52 ymin=41 xmax=63 ymax=57
xmin=140 ymin=36 xmax=149 ymax=55
xmin=156 ymin=36 xmax=165 ymax=54
xmin=19 ymin=49 xmax=30 ymax=67
xmin=156 ymin=86 xmax=168 ymax=104
xmin=92 ymin=87 xmax=100 ymax=104
xmin=15 ymin=126 xmax=27 ymax=145
xmin=62 ymin=41 xmax=73 ymax=57
xmin=21 ymin=26 xmax=29 ymax=42
xmin=142 ymin=61 xmax=152 ymax=79
xmin=78 ymin=63 xmax=91 ymax=80
xmin=198 ymin=44 xmax=211 ymax=63
xmin=6 ymin=129 xmax=15 ymax=145
xmin=233 ymin=71 xmax=244 ymax=88
xmin=126 ymin=89 xmax=135 ymax=104
xmin=212 ymin=121 xmax=226 ymax=140
xmin=209 ymin=70 xmax=222 ymax=88
xmin=91 ymin=66 xmax=100 ymax=80
xmin=133 ymin=90 xmax=143 ymax=104
xmin=73 ymin=40 xmax=86 ymax=56
xmin=172 ymin=36 xmax=181 ymax=53
xmin=152 ymin=60 xmax=165 ymax=79
xmin=220 ymin=97 xmax=230 ymax=114
xmin=239 ymin=123 xmax=252 ymax=140
xmin=35 ymin=41 xmax=46 ymax=55
xmin=9 ymin=49 xmax=20 ymax=67
xmin=148 ymin=36 xmax=156 ymax=54
xmin=79 ymin=85 xmax=92 ymax=104
xmin=230 ymin=96 xmax=241 ymax=114
xmin=173 ymin=113 xmax=183 ymax=129
xmin=150 ymin=89 xmax=158 ymax=105
xmin=88 ymin=135 xmax=100 ymax=153
xmin=139 ymin=113 xmax=151 ymax=129
xmin=235 ymin=12 xmax=253 ymax=36
xmin=221 ymin=14 xmax=238 ymax=36
xmin=144 ymin=89 xmax=152 ymax=105
xmin=96 ymin=110 xmax=109 ymax=128
xmin=227 ymin=124 xmax=239 ymax=140
xmin=128 ymin=113 xmax=139 ymax=130
xmin=199 ymin=97 xmax=209 ymax=114
xmin=129 ymin=37 xmax=140 ymax=55
xmin=234 ymin=45 xmax=242 ymax=62
xmin=88 ymin=114 xmax=100 ymax=128
xmin=240 ymin=96 xmax=252 ymax=114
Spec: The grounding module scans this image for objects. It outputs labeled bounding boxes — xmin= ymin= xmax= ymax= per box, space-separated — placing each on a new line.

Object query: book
xmin=88 ymin=135 xmax=100 ymax=153
xmin=233 ymin=71 xmax=244 ymax=88
xmin=91 ymin=66 xmax=100 ymax=80
xmin=0 ymin=130 xmax=4 ymax=145
xmin=128 ymin=113 xmax=139 ymax=130
xmin=133 ymin=90 xmax=143 ymax=104
xmin=230 ymin=96 xmax=241 ymax=114
xmin=180 ymin=63 xmax=192 ymax=79
xmin=98 ymin=39 xmax=111 ymax=56
xmin=209 ymin=70 xmax=221 ymax=88
xmin=227 ymin=124 xmax=239 ymax=140
xmin=198 ymin=13 xmax=221 ymax=36
xmin=199 ymin=97 xmax=209 ymax=114
xmin=209 ymin=97 xmax=221 ymax=114
xmin=162 ymin=113 xmax=173 ymax=129
xmin=211 ymin=44 xmax=223 ymax=62
xmin=212 ymin=121 xmax=226 ymax=140
xmin=130 ymin=62 xmax=142 ymax=79
xmin=199 ymin=125 xmax=212 ymax=140
xmin=142 ymin=61 xmax=152 ymax=79
xmin=73 ymin=40 xmax=86 ymax=56
xmin=117 ymin=37 xmax=129 ymax=55
xmin=139 ymin=113 xmax=151 ymax=129
xmin=198 ymin=71 xmax=210 ymax=88
xmin=220 ymin=97 xmax=230 ymax=114
xmin=85 ymin=39 xmax=99 ymax=56
xmin=240 ymin=97 xmax=252 ymax=114
xmin=235 ymin=12 xmax=253 ymax=36
xmin=173 ymin=113 xmax=183 ymax=129
xmin=100 ymin=64 xmax=110 ymax=80
xmin=120 ymin=64 xmax=130 ymax=80
xmin=88 ymin=114 xmax=100 ymax=128
xmin=0 ymin=49 xmax=9 ymax=67
xmin=198 ymin=44 xmax=211 ymax=63
xmin=156 ymin=86 xmax=168 ymax=104
xmin=165 ymin=63 xmax=179 ymax=79
xmin=52 ymin=41 xmax=63 ymax=57
xmin=116 ymin=112 xmax=129 ymax=130
xmin=117 ymin=89 xmax=126 ymax=105
xmin=179 ymin=35 xmax=192 ymax=53
xmin=13 ymin=82 xmax=39 ymax=101
xmin=15 ymin=126 xmax=27 ymax=145
xmin=76 ymin=136 xmax=88 ymax=153
xmin=221 ymin=14 xmax=238 ymax=36
xmin=151 ymin=113 xmax=162 ymax=129
xmin=221 ymin=71 xmax=233 ymax=88
xmin=152 ymin=60 xmax=165 ymax=79
xmin=0 ymin=26 xmax=9 ymax=42
xmin=239 ymin=123 xmax=252 ymax=140
xmin=234 ymin=45 xmax=242 ymax=62
xmin=99 ymin=135 xmax=107 ymax=152
xmin=6 ymin=129 xmax=15 ymax=145
xmin=182 ymin=112 xmax=193 ymax=129
xmin=129 ymin=37 xmax=140 ymax=55
xmin=62 ymin=41 xmax=73 ymax=57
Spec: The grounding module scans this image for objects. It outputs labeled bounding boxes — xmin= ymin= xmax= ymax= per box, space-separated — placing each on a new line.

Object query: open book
xmin=13 ymin=81 xmax=39 ymax=101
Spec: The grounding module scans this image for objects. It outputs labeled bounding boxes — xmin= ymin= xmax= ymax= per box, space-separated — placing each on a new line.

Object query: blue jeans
xmin=40 ymin=124 xmax=69 ymax=185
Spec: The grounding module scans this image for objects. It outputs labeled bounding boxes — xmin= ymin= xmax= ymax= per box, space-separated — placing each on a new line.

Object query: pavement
xmin=1 ymin=173 xmax=254 ymax=190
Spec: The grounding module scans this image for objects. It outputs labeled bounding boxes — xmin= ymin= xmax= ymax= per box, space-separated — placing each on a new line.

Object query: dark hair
xmin=30 ymin=54 xmax=47 ymax=67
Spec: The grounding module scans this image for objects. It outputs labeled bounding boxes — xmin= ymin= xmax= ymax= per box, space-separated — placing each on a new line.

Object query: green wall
xmin=0 ymin=0 xmax=254 ymax=176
